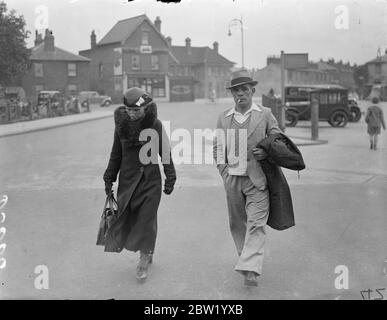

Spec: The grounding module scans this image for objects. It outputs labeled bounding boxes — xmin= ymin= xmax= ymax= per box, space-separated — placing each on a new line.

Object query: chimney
xmin=43 ymin=29 xmax=55 ymax=52
xmin=91 ymin=30 xmax=97 ymax=49
xmin=154 ymin=16 xmax=161 ymax=32
xmin=213 ymin=41 xmax=218 ymax=54
xmin=185 ymin=37 xmax=191 ymax=54
xmin=34 ymin=30 xmax=43 ymax=46
xmin=166 ymin=36 xmax=172 ymax=47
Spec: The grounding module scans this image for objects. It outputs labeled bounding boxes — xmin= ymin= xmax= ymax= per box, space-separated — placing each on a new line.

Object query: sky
xmin=4 ymin=0 xmax=387 ymax=69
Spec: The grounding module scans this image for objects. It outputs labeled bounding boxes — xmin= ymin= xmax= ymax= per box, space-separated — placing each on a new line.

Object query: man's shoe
xmin=244 ymin=271 xmax=258 ymax=287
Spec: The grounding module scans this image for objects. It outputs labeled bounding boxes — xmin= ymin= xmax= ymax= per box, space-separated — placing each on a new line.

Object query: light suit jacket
xmin=213 ymin=102 xmax=282 ymax=191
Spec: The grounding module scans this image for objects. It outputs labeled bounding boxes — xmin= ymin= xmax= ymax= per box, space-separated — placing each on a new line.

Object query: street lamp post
xmin=228 ymin=17 xmax=245 ymax=68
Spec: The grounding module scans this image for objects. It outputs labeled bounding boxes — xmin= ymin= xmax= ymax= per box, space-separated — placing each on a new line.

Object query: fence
xmin=0 ymin=98 xmax=90 ymax=125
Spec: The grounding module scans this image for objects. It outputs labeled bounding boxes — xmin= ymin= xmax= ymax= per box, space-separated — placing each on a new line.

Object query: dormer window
xmin=142 ymin=31 xmax=149 ymax=45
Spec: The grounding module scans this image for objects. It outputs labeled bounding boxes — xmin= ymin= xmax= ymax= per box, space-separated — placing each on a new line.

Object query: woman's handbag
xmin=96 ymin=194 xmax=118 ymax=246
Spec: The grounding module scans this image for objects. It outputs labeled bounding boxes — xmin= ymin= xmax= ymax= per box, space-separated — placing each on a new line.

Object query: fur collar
xmin=114 ymin=103 xmax=158 ymax=142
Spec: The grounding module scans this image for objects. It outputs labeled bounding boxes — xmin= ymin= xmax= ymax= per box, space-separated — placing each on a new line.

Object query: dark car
xmin=78 ymin=91 xmax=112 ymax=108
xmin=348 ymin=98 xmax=361 ymax=122
xmin=284 ymin=85 xmax=351 ymax=127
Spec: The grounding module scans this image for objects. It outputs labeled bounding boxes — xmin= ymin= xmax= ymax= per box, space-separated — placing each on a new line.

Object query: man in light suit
xmin=213 ymin=69 xmax=282 ymax=286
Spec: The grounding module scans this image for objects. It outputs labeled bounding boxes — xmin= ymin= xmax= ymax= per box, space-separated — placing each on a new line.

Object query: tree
xmin=0 ymin=2 xmax=31 ymax=87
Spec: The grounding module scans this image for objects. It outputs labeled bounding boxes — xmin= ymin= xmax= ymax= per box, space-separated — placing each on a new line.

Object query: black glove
xmin=163 ymin=184 xmax=174 ymax=195
xmin=105 ymin=182 xmax=113 ymax=196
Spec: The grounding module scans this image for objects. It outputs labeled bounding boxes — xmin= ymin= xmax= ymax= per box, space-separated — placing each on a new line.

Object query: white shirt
xmin=225 ymin=103 xmax=263 ymax=123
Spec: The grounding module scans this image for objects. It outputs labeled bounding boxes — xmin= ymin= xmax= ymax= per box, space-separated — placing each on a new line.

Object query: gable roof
xmin=30 ymin=43 xmax=90 ymax=62
xmin=170 ymin=46 xmax=234 ymax=66
xmin=98 ymin=14 xmax=170 ymax=48
xmin=367 ymin=54 xmax=387 ymax=64
xmin=98 ymin=14 xmax=146 ymax=46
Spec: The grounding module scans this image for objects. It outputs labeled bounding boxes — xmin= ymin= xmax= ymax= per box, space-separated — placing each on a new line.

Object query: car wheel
xmin=103 ymin=100 xmax=112 ymax=107
xmin=285 ymin=110 xmax=298 ymax=127
xmin=328 ymin=110 xmax=348 ymax=127
xmin=349 ymin=106 xmax=361 ymax=122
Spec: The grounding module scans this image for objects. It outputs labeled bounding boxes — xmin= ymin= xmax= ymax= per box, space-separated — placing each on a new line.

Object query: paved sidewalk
xmin=0 ymin=108 xmax=115 ymax=138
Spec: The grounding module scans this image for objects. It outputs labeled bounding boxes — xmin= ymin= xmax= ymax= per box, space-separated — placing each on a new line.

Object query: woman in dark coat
xmin=102 ymin=87 xmax=176 ymax=281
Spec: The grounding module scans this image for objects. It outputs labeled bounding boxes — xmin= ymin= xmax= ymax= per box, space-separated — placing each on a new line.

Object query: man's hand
xmin=252 ymin=147 xmax=267 ymax=161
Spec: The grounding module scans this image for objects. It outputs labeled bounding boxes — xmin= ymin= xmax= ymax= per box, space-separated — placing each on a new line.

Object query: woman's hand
xmin=105 ymin=182 xmax=113 ymax=195
xmin=252 ymin=147 xmax=267 ymax=161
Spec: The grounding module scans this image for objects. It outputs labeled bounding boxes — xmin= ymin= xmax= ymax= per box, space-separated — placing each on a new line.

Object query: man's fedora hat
xmin=123 ymin=87 xmax=153 ymax=108
xmin=226 ymin=68 xmax=258 ymax=89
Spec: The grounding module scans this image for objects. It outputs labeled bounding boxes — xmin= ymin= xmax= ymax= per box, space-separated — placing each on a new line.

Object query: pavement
xmin=0 ymin=98 xmax=386 ymax=300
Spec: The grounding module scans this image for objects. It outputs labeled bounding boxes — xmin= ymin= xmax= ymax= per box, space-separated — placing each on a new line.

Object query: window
xmin=114 ymin=77 xmax=122 ymax=92
xmin=68 ymin=63 xmax=77 ymax=77
xmin=34 ymin=63 xmax=43 ymax=77
xmin=98 ymin=63 xmax=103 ymax=78
xmin=132 ymin=55 xmax=140 ymax=70
xmin=35 ymin=85 xmax=44 ymax=94
xmin=319 ymin=93 xmax=328 ymax=104
xmin=142 ymin=31 xmax=149 ymax=45
xmin=151 ymin=55 xmax=159 ymax=70
xmin=376 ymin=64 xmax=382 ymax=75
xmin=152 ymin=78 xmax=165 ymax=97
xmin=68 ymin=84 xmax=78 ymax=94
xmin=328 ymin=93 xmax=337 ymax=104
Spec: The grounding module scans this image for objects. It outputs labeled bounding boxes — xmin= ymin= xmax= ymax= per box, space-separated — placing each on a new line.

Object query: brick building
xmin=79 ymin=15 xmax=175 ymax=103
xmin=22 ymin=29 xmax=90 ymax=98
xmin=79 ymin=15 xmax=235 ymax=102
xmin=252 ymin=55 xmax=355 ymax=97
xmin=168 ymin=37 xmax=235 ymax=100
xmin=364 ymin=49 xmax=387 ymax=100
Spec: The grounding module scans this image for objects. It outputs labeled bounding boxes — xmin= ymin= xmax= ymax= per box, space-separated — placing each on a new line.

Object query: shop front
xmin=126 ymin=73 xmax=167 ymax=100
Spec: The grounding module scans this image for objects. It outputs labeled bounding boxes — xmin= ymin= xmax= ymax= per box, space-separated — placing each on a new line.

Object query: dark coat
xmin=101 ymin=104 xmax=176 ymax=253
xmin=257 ymin=133 xmax=305 ymax=230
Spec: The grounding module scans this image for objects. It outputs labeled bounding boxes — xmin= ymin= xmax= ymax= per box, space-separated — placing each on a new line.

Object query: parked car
xmin=348 ymin=98 xmax=361 ymax=122
xmin=284 ymin=85 xmax=351 ymax=128
xmin=78 ymin=91 xmax=112 ymax=107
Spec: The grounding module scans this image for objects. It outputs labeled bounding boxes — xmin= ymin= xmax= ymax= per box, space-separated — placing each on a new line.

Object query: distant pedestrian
xmin=365 ymin=97 xmax=385 ymax=150
xmin=102 ymin=87 xmax=176 ymax=281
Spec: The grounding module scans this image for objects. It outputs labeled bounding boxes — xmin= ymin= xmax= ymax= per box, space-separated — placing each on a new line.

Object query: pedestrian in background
xmin=102 ymin=87 xmax=176 ymax=281
xmin=365 ymin=97 xmax=385 ymax=150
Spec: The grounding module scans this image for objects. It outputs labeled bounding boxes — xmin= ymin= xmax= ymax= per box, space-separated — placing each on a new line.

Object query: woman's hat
xmin=123 ymin=87 xmax=153 ymax=108
xmin=226 ymin=68 xmax=258 ymax=89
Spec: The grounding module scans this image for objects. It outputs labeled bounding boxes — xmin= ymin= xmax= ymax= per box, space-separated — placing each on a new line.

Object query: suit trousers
xmin=222 ymin=174 xmax=269 ymax=275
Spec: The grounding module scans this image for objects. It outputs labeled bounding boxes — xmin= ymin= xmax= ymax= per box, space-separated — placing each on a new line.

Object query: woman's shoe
xmin=135 ymin=252 xmax=152 ymax=281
